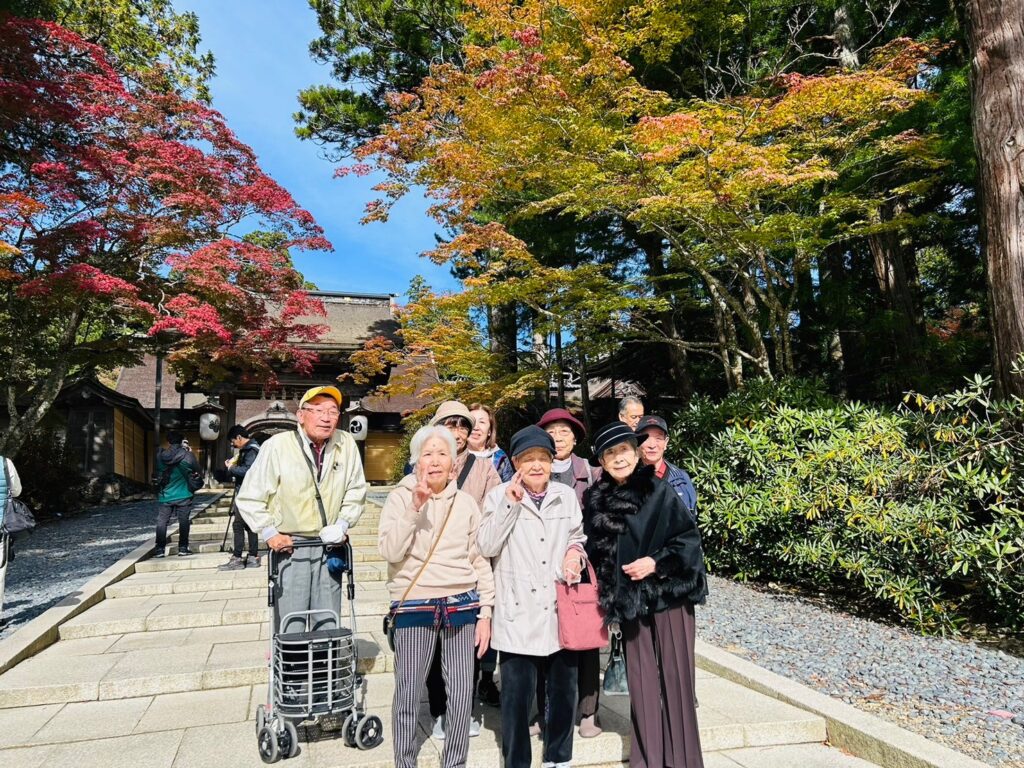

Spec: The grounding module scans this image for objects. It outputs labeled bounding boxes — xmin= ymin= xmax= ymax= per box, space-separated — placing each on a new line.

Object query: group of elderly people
xmin=379 ymin=396 xmax=708 ymax=768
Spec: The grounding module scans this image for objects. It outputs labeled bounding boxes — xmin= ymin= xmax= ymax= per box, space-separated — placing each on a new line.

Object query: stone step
xmin=107 ymin=573 xmax=391 ymax=600
xmin=56 ymin=594 xmax=392 ymax=641
xmin=179 ymin=529 xmax=381 ymax=549
xmin=134 ymin=553 xmax=387 ymax=579
xmin=163 ymin=544 xmax=386 ymax=563
xmin=0 ymin=671 xmax=823 ymax=765
xmin=0 ymin=638 xmax=396 ymax=710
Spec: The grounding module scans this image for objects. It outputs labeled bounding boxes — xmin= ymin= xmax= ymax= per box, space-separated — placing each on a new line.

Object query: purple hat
xmin=536 ymin=407 xmax=587 ymax=441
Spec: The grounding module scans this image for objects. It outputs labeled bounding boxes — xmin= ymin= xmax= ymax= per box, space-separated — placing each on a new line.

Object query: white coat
xmin=477 ymin=481 xmax=586 ymax=656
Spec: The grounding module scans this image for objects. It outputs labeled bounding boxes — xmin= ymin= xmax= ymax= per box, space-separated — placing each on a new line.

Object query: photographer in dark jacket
xmin=218 ymin=425 xmax=262 ymax=570
xmin=585 ymin=422 xmax=708 ymax=768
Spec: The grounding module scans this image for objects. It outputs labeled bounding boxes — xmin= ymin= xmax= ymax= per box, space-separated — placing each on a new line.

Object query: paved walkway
xmin=0 ymin=493 xmax=219 ymax=640
xmin=0 ymin=494 xmax=883 ymax=768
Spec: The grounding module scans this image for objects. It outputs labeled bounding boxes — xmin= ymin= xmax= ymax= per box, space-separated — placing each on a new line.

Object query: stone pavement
xmin=0 ymin=492 xmax=883 ymax=767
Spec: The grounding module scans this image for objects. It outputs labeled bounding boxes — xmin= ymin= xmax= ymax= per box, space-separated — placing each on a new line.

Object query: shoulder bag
xmin=1 ymin=459 xmax=34 ymax=534
xmin=382 ymin=494 xmax=456 ymax=650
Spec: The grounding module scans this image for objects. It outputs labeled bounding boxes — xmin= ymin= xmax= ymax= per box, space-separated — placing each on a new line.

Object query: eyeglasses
xmin=441 ymin=418 xmax=471 ymax=433
xmin=301 ymin=406 xmax=340 ymax=418
xmin=546 ymin=427 xmax=575 ymax=438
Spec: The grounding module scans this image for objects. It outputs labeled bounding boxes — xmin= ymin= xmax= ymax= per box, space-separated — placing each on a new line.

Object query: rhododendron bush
xmin=0 ymin=16 xmax=330 ymax=455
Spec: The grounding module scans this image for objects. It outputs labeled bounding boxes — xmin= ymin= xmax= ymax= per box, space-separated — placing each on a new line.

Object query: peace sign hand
xmin=411 ymin=463 xmax=431 ymax=511
xmin=505 ymin=469 xmax=525 ymax=503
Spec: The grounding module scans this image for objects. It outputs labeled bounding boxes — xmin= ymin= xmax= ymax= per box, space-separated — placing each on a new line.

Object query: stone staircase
xmin=0 ymin=492 xmax=880 ymax=768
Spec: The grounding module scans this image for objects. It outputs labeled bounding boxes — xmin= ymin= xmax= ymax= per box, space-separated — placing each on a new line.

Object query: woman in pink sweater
xmin=379 ymin=425 xmax=495 ymax=768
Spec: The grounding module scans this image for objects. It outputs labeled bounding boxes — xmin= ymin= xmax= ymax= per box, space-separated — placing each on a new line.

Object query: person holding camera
xmin=218 ymin=425 xmax=262 ymax=570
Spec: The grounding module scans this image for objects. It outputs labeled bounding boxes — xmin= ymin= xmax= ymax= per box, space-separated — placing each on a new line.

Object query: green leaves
xmin=672 ymin=377 xmax=1024 ymax=634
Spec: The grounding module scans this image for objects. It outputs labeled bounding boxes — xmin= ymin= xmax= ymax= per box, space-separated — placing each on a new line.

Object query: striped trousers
xmin=393 ymin=623 xmax=476 ymax=768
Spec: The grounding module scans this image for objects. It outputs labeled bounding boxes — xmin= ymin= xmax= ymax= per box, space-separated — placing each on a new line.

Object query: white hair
xmin=409 ymin=425 xmax=458 ymax=465
xmin=618 ymin=395 xmax=643 ymax=415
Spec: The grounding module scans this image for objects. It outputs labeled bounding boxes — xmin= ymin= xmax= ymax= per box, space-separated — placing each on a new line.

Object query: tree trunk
xmin=637 ymin=233 xmax=693 ymax=398
xmin=964 ymin=0 xmax=1024 ymax=397
xmin=0 ymin=309 xmax=83 ymax=458
xmin=867 ymin=201 xmax=926 ymax=383
xmin=819 ymin=244 xmax=851 ymax=397
xmin=489 ymin=302 xmax=519 ymax=372
xmin=578 ymin=345 xmax=593 ymax=435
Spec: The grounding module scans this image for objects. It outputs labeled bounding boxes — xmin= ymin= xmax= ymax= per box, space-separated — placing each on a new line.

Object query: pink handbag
xmin=555 ymin=560 xmax=609 ymax=651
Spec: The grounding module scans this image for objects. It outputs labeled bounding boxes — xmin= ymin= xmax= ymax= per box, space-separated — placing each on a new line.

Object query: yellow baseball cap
xmin=299 ymin=385 xmax=343 ymax=407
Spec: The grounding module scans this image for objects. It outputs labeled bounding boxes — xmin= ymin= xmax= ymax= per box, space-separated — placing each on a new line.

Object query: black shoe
xmin=152 ymin=549 xmax=166 ymax=558
xmin=478 ymin=677 xmax=500 ymax=706
xmin=177 ymin=548 xmax=194 ymax=557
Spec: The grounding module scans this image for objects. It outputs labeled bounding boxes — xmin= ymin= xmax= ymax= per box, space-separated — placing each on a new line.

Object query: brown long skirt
xmin=622 ymin=603 xmax=703 ymax=768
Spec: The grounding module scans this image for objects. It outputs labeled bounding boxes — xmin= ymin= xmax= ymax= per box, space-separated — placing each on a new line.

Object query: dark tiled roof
xmin=297 ymin=293 xmax=398 ymax=350
xmin=114 ymin=356 xmax=208 ymax=410
xmin=362 ymin=358 xmax=437 ymax=415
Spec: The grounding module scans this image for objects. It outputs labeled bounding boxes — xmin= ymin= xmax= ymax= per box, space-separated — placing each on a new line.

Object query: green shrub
xmin=670 ymin=376 xmax=1024 ymax=634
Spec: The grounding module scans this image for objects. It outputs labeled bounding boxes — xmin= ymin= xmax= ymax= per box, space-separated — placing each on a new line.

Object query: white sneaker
xmin=432 ymin=715 xmax=445 ymax=740
xmin=469 ymin=717 xmax=481 ymax=737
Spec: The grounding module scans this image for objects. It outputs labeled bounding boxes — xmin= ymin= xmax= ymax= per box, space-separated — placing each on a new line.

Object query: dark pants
xmin=427 ymin=635 xmax=482 ymax=717
xmin=623 ymin=604 xmax=703 ymax=768
xmin=155 ymin=500 xmax=191 ymax=551
xmin=500 ymin=649 xmax=578 ymax=768
xmin=232 ymin=511 xmax=258 ymax=558
xmin=535 ymin=646 xmax=601 ymax=723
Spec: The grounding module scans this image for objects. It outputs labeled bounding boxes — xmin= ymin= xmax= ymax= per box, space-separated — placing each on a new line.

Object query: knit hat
xmin=508 ymin=425 xmax=556 ymax=459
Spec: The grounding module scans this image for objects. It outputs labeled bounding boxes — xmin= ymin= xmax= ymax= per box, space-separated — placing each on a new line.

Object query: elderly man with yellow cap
xmin=236 ymin=385 xmax=367 ymax=635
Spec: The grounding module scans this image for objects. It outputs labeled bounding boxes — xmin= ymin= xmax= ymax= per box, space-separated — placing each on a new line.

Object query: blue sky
xmin=172 ymin=1 xmax=459 ymax=296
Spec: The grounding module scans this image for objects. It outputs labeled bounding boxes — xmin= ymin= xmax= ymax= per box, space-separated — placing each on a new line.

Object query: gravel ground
xmin=700 ymin=575 xmax=1024 ymax=767
xmin=0 ymin=492 xmax=219 ymax=640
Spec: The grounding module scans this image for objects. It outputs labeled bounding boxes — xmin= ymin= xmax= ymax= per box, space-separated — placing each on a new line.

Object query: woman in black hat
xmin=586 ymin=422 xmax=708 ymax=768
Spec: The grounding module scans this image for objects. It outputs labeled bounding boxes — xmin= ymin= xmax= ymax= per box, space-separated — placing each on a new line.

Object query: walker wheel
xmin=342 ymin=712 xmax=358 ymax=748
xmin=355 ymin=714 xmax=384 ymax=750
xmin=257 ymin=725 xmax=280 ymax=763
xmin=281 ymin=720 xmax=300 ymax=759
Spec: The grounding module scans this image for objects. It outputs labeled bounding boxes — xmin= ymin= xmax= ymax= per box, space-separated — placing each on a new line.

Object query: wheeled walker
xmin=255 ymin=538 xmax=383 ymax=763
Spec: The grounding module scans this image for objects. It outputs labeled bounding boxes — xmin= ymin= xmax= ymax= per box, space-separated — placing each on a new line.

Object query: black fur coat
xmin=585 ymin=464 xmax=708 ymax=624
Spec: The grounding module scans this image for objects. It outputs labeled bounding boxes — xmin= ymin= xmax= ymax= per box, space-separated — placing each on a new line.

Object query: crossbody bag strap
xmin=456 ymin=453 xmax=476 ymax=489
xmin=294 ymin=431 xmax=329 ymax=527
xmin=392 ymin=494 xmax=457 ymax=616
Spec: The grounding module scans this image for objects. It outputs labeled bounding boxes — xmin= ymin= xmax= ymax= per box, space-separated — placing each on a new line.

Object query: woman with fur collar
xmin=585 ymin=421 xmax=708 ymax=768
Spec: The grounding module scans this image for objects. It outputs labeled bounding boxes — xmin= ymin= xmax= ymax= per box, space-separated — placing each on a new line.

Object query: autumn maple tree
xmin=346 ymin=0 xmax=947 ymax=403
xmin=0 ymin=16 xmax=329 ymax=456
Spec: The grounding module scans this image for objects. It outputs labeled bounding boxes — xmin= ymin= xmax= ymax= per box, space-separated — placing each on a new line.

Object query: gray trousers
xmin=273 ymin=542 xmax=342 ymax=634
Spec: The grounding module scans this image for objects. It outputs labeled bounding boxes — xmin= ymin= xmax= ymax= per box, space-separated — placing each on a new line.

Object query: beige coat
xmin=454 ymin=450 xmax=501 ymax=508
xmin=478 ymin=481 xmax=586 ymax=656
xmin=236 ymin=425 xmax=366 ymax=539
xmin=379 ymin=475 xmax=494 ymax=618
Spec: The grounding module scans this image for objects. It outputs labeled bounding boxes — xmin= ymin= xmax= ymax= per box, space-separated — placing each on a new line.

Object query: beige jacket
xmin=379 ymin=475 xmax=494 ymax=618
xmin=454 ymin=450 xmax=501 ymax=508
xmin=478 ymin=481 xmax=586 ymax=656
xmin=236 ymin=425 xmax=366 ymax=539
